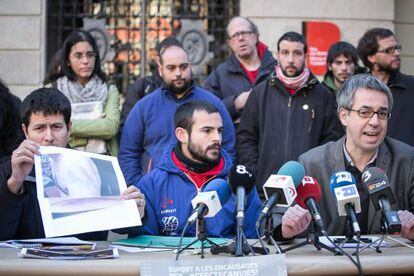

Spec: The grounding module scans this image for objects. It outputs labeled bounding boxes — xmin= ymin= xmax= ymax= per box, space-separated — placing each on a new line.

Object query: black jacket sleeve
xmin=237 ymin=91 xmax=260 ymax=172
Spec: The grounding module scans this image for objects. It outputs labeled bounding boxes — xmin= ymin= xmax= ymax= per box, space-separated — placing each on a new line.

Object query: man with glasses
xmin=358 ymin=28 xmax=414 ymax=146
xmin=205 ymin=16 xmax=276 ymax=126
xmin=297 ymin=74 xmax=414 ymax=239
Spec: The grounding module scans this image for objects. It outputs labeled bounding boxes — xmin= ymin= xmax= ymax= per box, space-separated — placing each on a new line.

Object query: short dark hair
xmin=60 ymin=30 xmax=107 ymax=82
xmin=156 ymin=37 xmax=183 ymax=56
xmin=226 ymin=16 xmax=259 ymax=38
xmin=21 ymin=88 xmax=72 ymax=127
xmin=174 ymin=100 xmax=219 ymax=134
xmin=326 ymin=41 xmax=359 ymax=70
xmin=158 ymin=37 xmax=185 ymax=65
xmin=357 ymin=28 xmax=395 ymax=69
xmin=277 ymin=31 xmax=307 ymax=53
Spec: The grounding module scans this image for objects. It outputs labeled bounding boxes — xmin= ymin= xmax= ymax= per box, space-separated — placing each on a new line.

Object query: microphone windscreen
xmin=362 ymin=166 xmax=395 ymax=208
xmin=277 ymin=161 xmax=305 ymax=188
xmin=228 ymin=164 xmax=256 ymax=194
xmin=329 ymin=171 xmax=356 ymax=198
xmin=295 ymin=176 xmax=322 ymax=209
xmin=205 ymin=178 xmax=232 ymax=206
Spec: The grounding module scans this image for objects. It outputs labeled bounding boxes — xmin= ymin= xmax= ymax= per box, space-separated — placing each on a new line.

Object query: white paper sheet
xmin=34 ymin=146 xmax=141 ymax=237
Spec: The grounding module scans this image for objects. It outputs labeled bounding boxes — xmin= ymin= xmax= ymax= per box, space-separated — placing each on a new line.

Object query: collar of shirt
xmin=342 ymin=139 xmax=378 ymax=170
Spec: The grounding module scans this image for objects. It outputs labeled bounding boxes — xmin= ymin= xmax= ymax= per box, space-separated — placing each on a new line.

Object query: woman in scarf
xmin=54 ymin=30 xmax=120 ymax=156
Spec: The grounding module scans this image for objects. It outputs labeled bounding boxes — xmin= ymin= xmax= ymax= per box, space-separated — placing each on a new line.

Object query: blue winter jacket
xmin=134 ymin=145 xmax=261 ymax=238
xmin=118 ymin=85 xmax=236 ymax=186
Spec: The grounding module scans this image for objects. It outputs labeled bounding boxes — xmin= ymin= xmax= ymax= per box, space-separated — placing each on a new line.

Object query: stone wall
xmin=0 ymin=0 xmax=46 ymax=99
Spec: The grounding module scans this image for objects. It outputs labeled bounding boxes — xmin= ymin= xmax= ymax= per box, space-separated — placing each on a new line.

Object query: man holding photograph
xmin=0 ymin=88 xmax=145 ymax=240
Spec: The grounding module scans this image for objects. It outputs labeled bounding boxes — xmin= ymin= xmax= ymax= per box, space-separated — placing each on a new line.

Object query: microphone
xmin=295 ymin=176 xmax=326 ymax=231
xmin=228 ymin=164 xmax=255 ymax=231
xmin=329 ymin=171 xmax=361 ymax=237
xmin=188 ymin=178 xmax=231 ymax=224
xmin=361 ymin=167 xmax=401 ymax=234
xmin=257 ymin=161 xmax=305 ymax=227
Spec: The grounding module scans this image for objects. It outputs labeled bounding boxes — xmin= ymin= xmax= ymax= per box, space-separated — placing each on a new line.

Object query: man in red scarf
xmin=237 ymin=31 xmax=342 ymax=200
xmin=205 ymin=16 xmax=276 ymax=126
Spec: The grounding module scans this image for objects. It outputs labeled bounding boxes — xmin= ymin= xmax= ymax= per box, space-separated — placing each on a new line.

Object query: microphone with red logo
xmin=361 ymin=167 xmax=401 ymax=234
xmin=256 ymin=161 xmax=305 ymax=228
xmin=295 ymin=176 xmax=326 ymax=232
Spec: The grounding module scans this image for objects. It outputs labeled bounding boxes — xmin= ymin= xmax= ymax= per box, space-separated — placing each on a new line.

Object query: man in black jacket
xmin=0 ymin=88 xmax=144 ymax=240
xmin=237 ymin=32 xmax=342 ymax=198
xmin=357 ymin=28 xmax=414 ymax=146
xmin=204 ymin=16 xmax=276 ymax=125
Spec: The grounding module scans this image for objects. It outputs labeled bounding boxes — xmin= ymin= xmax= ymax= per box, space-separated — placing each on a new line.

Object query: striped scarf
xmin=275 ymin=65 xmax=310 ymax=90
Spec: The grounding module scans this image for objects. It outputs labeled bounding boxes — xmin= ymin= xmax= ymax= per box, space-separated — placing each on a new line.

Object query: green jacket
xmin=69 ymin=85 xmax=120 ymax=156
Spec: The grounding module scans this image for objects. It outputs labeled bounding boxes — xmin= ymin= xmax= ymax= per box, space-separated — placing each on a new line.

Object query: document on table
xmin=0 ymin=237 xmax=96 ymax=250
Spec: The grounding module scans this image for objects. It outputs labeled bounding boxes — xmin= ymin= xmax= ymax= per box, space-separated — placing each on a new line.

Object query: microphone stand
xmin=176 ymin=218 xmax=220 ymax=259
xmin=210 ymin=221 xmax=269 ymax=256
xmin=262 ymin=212 xmax=283 ymax=254
xmin=282 ymin=221 xmax=339 ymax=255
xmin=354 ymin=213 xmax=414 ymax=254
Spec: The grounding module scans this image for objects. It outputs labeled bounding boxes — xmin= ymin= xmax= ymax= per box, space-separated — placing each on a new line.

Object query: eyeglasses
xmin=71 ymin=52 xmax=96 ymax=61
xmin=345 ymin=108 xmax=391 ymax=120
xmin=377 ymin=45 xmax=402 ymax=55
xmin=228 ymin=31 xmax=254 ymax=40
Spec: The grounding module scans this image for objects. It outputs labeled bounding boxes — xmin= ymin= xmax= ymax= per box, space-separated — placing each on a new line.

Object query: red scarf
xmin=172 ymin=151 xmax=224 ymax=189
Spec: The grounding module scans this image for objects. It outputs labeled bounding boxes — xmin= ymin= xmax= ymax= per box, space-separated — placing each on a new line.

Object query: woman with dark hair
xmin=53 ymin=30 xmax=120 ymax=156
xmin=0 ymin=80 xmax=24 ymax=163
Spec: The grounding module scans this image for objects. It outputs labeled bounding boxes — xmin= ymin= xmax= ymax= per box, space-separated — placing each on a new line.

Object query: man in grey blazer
xmin=299 ymin=74 xmax=414 ymax=240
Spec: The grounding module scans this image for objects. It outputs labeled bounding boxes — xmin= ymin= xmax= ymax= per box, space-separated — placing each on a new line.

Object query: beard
xmin=165 ymin=77 xmax=192 ymax=95
xmin=187 ymin=139 xmax=221 ymax=164
xmin=377 ymin=58 xmax=401 ymax=74
xmin=281 ymin=63 xmax=305 ymax=78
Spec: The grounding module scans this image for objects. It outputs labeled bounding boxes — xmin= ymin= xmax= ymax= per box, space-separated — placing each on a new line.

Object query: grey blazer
xmin=298 ymin=136 xmax=414 ymax=235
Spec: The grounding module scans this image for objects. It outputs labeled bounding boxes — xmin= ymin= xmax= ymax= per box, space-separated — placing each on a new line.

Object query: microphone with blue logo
xmin=188 ymin=178 xmax=232 ymax=224
xmin=330 ymin=171 xmax=362 ymax=237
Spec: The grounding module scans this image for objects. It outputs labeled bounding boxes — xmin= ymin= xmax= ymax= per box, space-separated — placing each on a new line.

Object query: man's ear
xmin=175 ymin=127 xmax=188 ymax=144
xmin=367 ymin=54 xmax=377 ymax=68
xmin=338 ymin=107 xmax=348 ymax=127
xmin=67 ymin=121 xmax=72 ymax=133
xmin=22 ymin=124 xmax=29 ymax=139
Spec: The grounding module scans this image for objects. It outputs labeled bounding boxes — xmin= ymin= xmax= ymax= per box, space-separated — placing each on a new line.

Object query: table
xmin=0 ymin=237 xmax=413 ymax=275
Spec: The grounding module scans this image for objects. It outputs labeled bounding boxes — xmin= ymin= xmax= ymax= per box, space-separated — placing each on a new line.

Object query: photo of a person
xmin=40 ymin=152 xmax=101 ymax=198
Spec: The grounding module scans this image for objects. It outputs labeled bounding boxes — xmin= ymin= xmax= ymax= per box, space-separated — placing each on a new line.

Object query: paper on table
xmin=319 ymin=236 xmax=389 ymax=248
xmin=109 ymin=244 xmax=172 ymax=253
xmin=113 ymin=235 xmax=231 ymax=249
xmin=0 ymin=237 xmax=96 ymax=250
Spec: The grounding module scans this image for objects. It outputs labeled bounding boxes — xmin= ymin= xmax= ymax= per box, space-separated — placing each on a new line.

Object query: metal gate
xmin=47 ymin=0 xmax=239 ymax=93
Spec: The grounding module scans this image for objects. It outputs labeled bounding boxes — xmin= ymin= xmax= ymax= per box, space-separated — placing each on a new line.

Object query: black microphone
xmin=362 ymin=167 xmax=401 ymax=234
xmin=228 ymin=164 xmax=255 ymax=257
xmin=228 ymin=164 xmax=255 ymax=231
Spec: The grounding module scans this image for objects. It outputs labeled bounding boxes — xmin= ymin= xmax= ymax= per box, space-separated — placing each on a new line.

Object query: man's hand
xmin=121 ymin=186 xmax=146 ymax=219
xmin=281 ymin=205 xmax=312 ymax=239
xmin=234 ymin=90 xmax=252 ymax=111
xmin=7 ymin=140 xmax=40 ymax=194
xmin=398 ymin=210 xmax=414 ymax=241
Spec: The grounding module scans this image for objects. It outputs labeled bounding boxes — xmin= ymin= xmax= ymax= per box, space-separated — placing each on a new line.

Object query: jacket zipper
xmin=285 ymin=96 xmax=292 ymax=159
xmin=183 ymin=172 xmax=217 ymax=238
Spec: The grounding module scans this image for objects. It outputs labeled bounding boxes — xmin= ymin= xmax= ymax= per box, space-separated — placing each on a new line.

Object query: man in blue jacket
xmin=119 ymin=40 xmax=236 ymax=186
xmin=134 ymin=100 xmax=261 ymax=238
